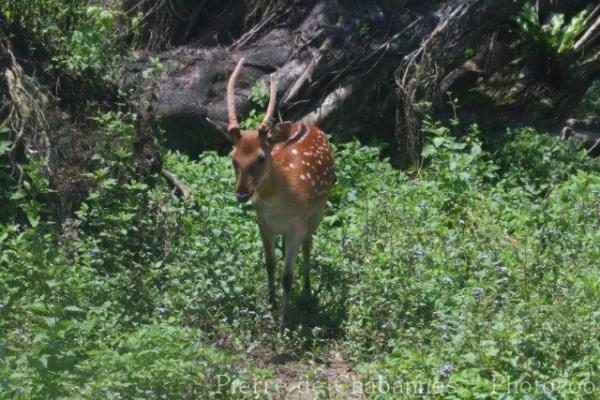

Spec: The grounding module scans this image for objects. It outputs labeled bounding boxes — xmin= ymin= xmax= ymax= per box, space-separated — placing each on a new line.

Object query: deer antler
xmin=259 ymin=74 xmax=278 ymax=133
xmin=227 ymin=58 xmax=246 ymax=133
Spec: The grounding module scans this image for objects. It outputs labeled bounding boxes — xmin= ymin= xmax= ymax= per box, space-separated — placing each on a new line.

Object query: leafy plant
xmin=240 ymin=79 xmax=269 ymax=129
xmin=2 ymin=2 xmax=599 ymax=398
xmin=513 ymin=2 xmax=588 ymax=55
xmin=1 ymin=94 xmax=599 ymax=397
xmin=577 ymin=79 xmax=600 ymax=115
xmin=1 ymin=1 xmax=131 ymax=80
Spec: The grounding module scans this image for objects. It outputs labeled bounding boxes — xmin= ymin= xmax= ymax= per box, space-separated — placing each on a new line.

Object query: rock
xmin=115 ymin=0 xmax=600 ymax=164
xmin=119 ymin=0 xmax=409 ymax=158
xmin=561 ymin=117 xmax=600 ymax=156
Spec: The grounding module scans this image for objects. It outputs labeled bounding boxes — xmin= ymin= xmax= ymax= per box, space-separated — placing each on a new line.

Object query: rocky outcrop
xmin=561 ymin=117 xmax=600 ymax=157
xmin=120 ymin=0 xmax=431 ymax=159
xmin=122 ymin=0 xmax=600 ymax=165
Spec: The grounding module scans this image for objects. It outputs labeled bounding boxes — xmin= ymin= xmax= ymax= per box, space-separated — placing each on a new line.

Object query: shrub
xmin=513 ymin=2 xmax=588 ymax=55
xmin=1 ymin=1 xmax=131 ymax=80
xmin=1 ymin=114 xmax=598 ymax=398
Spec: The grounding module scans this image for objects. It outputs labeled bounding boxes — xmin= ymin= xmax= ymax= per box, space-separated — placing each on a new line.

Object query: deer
xmin=225 ymin=58 xmax=336 ymax=329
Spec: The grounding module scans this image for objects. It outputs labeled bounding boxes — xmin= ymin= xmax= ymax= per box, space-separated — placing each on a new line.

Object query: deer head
xmin=227 ymin=58 xmax=289 ymax=202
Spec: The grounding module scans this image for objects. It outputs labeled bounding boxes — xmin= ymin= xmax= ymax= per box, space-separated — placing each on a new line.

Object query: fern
xmin=555 ymin=9 xmax=587 ymax=53
xmin=514 ymin=2 xmax=588 ymax=55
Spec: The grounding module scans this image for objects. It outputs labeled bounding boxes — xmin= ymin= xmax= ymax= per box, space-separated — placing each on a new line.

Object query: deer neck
xmin=254 ymin=161 xmax=281 ymax=204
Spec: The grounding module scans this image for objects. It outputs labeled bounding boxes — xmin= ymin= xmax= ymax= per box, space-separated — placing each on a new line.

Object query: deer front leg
xmin=258 ymin=217 xmax=276 ymax=307
xmin=281 ymin=229 xmax=304 ymax=330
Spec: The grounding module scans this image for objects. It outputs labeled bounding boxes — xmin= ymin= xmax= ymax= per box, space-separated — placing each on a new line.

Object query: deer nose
xmin=235 ymin=188 xmax=252 ymax=203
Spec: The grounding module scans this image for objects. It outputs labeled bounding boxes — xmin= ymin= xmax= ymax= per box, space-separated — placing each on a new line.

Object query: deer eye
xmin=257 ymin=154 xmax=266 ymax=164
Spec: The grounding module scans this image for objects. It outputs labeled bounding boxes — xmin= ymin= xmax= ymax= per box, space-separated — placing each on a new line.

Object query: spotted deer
xmin=226 ymin=58 xmax=336 ymax=329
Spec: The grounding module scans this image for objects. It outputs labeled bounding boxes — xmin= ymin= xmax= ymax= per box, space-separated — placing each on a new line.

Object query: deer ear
xmin=228 ymin=126 xmax=241 ymax=143
xmin=268 ymin=121 xmax=293 ymax=143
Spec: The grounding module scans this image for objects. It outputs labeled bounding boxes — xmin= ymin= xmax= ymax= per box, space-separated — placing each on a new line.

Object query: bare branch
xmin=281 ymin=37 xmax=333 ymax=106
xmin=160 ymin=168 xmax=194 ymax=202
xmin=574 ymin=14 xmax=600 ymax=52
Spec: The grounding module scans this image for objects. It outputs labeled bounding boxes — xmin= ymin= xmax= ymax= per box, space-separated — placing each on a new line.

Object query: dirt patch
xmin=248 ymin=346 xmax=360 ymax=399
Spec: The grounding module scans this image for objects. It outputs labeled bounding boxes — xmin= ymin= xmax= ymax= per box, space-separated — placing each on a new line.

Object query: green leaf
xmin=433 ymin=137 xmax=445 ymax=147
xmin=64 ymin=305 xmax=85 ymax=313
xmin=27 ymin=213 xmax=40 ymax=228
xmin=10 ymin=190 xmax=25 ymax=200
xmin=459 ymin=172 xmax=470 ymax=181
xmin=25 ymin=303 xmax=47 ymax=313
xmin=0 ymin=140 xmax=11 ymax=155
xmin=463 ymin=352 xmax=478 ymax=365
xmin=422 ymin=145 xmax=436 ymax=158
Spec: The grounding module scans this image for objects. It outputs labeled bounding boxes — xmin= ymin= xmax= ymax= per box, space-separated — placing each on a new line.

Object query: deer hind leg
xmin=281 ymin=230 xmax=304 ymax=330
xmin=301 ymin=235 xmax=312 ymax=296
xmin=301 ymin=208 xmax=324 ymax=297
xmin=258 ymin=219 xmax=276 ymax=307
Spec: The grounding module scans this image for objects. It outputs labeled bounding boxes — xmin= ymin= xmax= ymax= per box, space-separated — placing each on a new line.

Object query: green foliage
xmin=577 ymin=80 xmax=600 ymax=115
xmin=240 ymin=79 xmax=269 ymax=129
xmin=1 ymin=1 xmax=130 ymax=79
xmin=1 ymin=113 xmax=599 ymax=398
xmin=421 ymin=119 xmax=498 ymax=193
xmin=492 ymin=126 xmax=599 ymax=193
xmin=0 ymin=127 xmax=18 ymax=221
xmin=0 ymin=116 xmax=261 ymax=399
xmin=343 ymin=130 xmax=599 ymax=397
xmin=2 ymin=1 xmax=598 ymax=397
xmin=0 ymin=125 xmax=53 ymax=226
xmin=141 ymin=56 xmax=165 ymax=80
xmin=513 ymin=3 xmax=588 ymax=55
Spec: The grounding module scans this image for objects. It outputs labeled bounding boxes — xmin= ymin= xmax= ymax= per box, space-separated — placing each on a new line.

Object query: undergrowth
xmin=1 ymin=115 xmax=599 ymax=398
xmin=1 ymin=3 xmax=599 ymax=397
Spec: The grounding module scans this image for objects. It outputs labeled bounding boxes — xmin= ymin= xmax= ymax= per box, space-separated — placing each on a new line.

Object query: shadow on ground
xmin=285 ymin=256 xmax=350 ymax=341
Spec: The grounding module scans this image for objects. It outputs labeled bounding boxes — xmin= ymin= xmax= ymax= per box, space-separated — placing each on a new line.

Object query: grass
xmin=1 ymin=123 xmax=599 ymax=398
